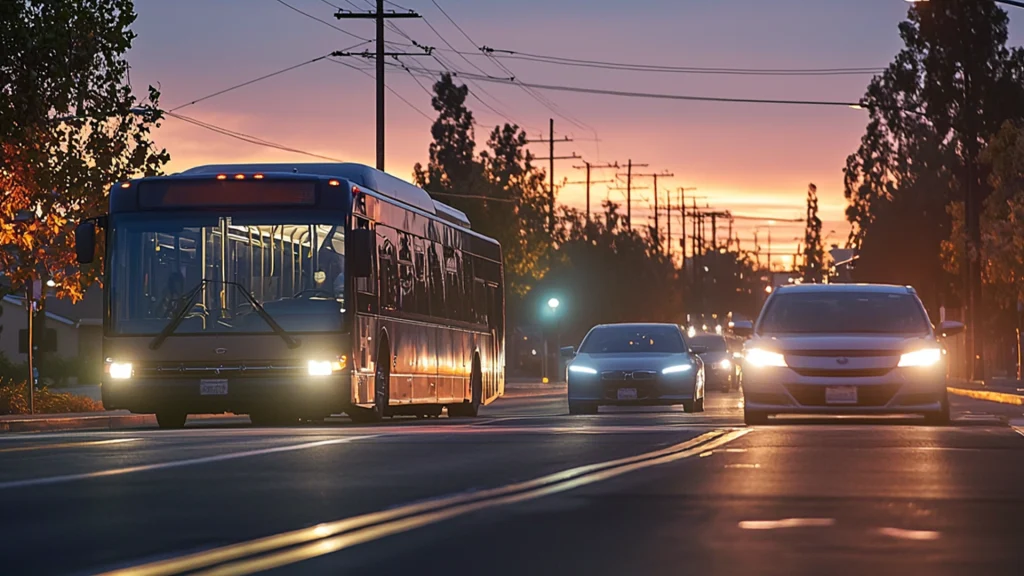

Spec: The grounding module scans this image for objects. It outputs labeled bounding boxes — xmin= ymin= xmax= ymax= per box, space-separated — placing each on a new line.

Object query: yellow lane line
xmin=0 ymin=438 xmax=140 ymax=454
xmin=101 ymin=429 xmax=744 ymax=576
xmin=947 ymin=387 xmax=1024 ymax=406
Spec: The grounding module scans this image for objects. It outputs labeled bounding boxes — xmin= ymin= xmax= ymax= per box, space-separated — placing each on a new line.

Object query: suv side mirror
xmin=560 ymin=346 xmax=576 ymax=358
xmin=75 ymin=221 xmax=97 ymax=264
xmin=937 ymin=320 xmax=965 ymax=337
xmin=731 ymin=320 xmax=754 ymax=338
xmin=348 ymin=228 xmax=374 ymax=278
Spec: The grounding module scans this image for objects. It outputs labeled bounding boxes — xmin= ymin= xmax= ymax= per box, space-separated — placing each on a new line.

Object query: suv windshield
xmin=110 ymin=212 xmax=346 ymax=335
xmin=689 ymin=334 xmax=728 ymax=352
xmin=757 ymin=291 xmax=931 ymax=335
xmin=579 ymin=325 xmax=686 ymax=354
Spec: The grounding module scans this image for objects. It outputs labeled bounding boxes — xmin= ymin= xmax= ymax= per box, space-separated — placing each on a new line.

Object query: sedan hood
xmin=573 ymin=352 xmax=694 ymax=372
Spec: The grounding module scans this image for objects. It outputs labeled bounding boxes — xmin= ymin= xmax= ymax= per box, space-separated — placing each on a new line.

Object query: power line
xmin=478 ymin=48 xmax=885 ymax=77
xmin=273 ymin=0 xmax=368 ymax=42
xmin=396 ymin=63 xmax=863 ymax=109
xmin=165 ymin=111 xmax=346 ymax=162
xmin=168 ymin=44 xmax=369 ymax=113
xmin=327 ymin=57 xmax=433 ymax=120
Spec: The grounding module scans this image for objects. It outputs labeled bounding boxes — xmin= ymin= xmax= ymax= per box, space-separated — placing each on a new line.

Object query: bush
xmin=0 ymin=379 xmax=104 ymax=415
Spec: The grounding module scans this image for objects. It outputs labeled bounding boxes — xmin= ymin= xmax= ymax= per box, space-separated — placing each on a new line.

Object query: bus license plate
xmin=200 ymin=379 xmax=228 ymax=396
xmin=617 ymin=388 xmax=637 ymax=400
xmin=825 ymin=386 xmax=857 ymax=405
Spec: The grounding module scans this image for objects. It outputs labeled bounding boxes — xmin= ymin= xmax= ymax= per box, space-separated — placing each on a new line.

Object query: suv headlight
xmin=745 ymin=349 xmax=787 ymax=368
xmin=662 ymin=364 xmax=694 ymax=375
xmin=569 ymin=365 xmax=598 ymax=375
xmin=898 ymin=348 xmax=942 ymax=368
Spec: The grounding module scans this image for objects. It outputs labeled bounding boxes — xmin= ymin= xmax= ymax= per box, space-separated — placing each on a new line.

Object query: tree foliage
xmin=0 ymin=0 xmax=169 ymax=301
xmin=843 ymin=1 xmax=1024 ymax=313
xmin=801 ymin=183 xmax=824 ymax=282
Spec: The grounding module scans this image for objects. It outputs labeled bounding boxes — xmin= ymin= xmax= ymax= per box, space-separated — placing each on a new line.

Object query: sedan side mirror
xmin=560 ymin=346 xmax=576 ymax=358
xmin=690 ymin=345 xmax=708 ymax=354
xmin=731 ymin=320 xmax=753 ymax=338
xmin=937 ymin=320 xmax=965 ymax=337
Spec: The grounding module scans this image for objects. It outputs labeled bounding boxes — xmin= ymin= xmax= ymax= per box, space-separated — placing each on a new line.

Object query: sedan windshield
xmin=579 ymin=325 xmax=686 ymax=354
xmin=757 ymin=291 xmax=931 ymax=335
xmin=689 ymin=334 xmax=727 ymax=352
xmin=110 ymin=212 xmax=346 ymax=335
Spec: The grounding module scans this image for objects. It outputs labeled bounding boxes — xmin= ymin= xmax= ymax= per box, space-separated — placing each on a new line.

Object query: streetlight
xmin=545 ymin=297 xmax=562 ymax=383
xmin=548 ymin=298 xmax=560 ymax=311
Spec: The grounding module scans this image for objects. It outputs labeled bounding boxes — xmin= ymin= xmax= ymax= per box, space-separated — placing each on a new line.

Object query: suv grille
xmin=791 ymin=367 xmax=892 ymax=378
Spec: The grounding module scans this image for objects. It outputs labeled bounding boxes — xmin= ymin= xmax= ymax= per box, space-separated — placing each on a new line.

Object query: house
xmin=0 ymin=285 xmax=103 ymax=384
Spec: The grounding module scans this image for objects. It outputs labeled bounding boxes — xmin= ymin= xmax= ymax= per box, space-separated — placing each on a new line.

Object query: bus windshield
xmin=110 ymin=212 xmax=346 ymax=336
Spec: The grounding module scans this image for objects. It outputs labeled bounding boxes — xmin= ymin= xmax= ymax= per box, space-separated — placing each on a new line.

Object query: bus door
xmin=353 ymin=216 xmax=378 ymax=404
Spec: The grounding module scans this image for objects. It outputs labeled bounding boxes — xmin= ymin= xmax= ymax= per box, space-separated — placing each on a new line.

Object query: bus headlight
xmin=308 ymin=357 xmax=346 ymax=376
xmin=108 ymin=362 xmax=133 ymax=380
xmin=898 ymin=348 xmax=942 ymax=368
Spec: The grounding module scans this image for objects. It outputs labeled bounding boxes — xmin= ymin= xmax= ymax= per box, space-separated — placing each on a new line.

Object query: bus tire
xmin=156 ymin=411 xmax=187 ymax=430
xmin=373 ymin=340 xmax=391 ymax=420
xmin=449 ymin=357 xmax=482 ymax=418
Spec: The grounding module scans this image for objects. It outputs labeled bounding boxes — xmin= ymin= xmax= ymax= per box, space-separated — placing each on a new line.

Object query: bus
xmin=75 ymin=163 xmax=505 ymax=428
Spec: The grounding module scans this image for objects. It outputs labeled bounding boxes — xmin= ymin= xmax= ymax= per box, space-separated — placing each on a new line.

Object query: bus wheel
xmin=155 ymin=411 xmax=187 ymax=430
xmin=449 ymin=359 xmax=482 ymax=418
xmin=373 ymin=341 xmax=391 ymax=419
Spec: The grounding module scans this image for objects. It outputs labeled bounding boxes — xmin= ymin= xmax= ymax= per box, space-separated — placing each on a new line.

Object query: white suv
xmin=739 ymin=284 xmax=963 ymax=425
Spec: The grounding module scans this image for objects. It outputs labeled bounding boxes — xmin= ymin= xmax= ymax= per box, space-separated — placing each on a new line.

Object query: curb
xmin=948 ymin=387 xmax=1024 ymax=406
xmin=0 ymin=414 xmax=155 ymax=433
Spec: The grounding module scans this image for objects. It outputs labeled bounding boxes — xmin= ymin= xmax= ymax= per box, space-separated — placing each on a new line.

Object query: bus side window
xmin=413 ymin=239 xmax=428 ymax=316
xmin=378 ymin=227 xmax=398 ymax=312
xmin=462 ymin=254 xmax=476 ymax=324
xmin=443 ymin=246 xmax=460 ymax=322
xmin=428 ymin=242 xmax=445 ymax=319
xmin=397 ymin=232 xmax=415 ymax=314
xmin=354 ymin=218 xmax=376 ymax=296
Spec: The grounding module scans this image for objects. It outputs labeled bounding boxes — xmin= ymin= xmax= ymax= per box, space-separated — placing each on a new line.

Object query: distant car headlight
xmin=732 ymin=351 xmax=743 ymax=359
xmin=718 ymin=359 xmax=732 ymax=370
xmin=898 ymin=348 xmax=942 ymax=368
xmin=745 ymin=349 xmax=787 ymax=368
xmin=569 ymin=365 xmax=598 ymax=375
xmin=662 ymin=364 xmax=693 ymax=375
xmin=107 ymin=361 xmax=133 ymax=380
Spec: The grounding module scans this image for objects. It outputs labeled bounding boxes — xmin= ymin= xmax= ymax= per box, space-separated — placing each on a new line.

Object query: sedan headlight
xmin=745 ymin=349 xmax=787 ymax=368
xmin=898 ymin=348 xmax=942 ymax=368
xmin=568 ymin=365 xmax=598 ymax=375
xmin=662 ymin=364 xmax=693 ymax=375
xmin=107 ymin=361 xmax=133 ymax=380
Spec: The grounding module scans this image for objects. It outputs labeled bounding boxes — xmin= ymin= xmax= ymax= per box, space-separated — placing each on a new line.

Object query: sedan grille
xmin=601 ymin=370 xmax=657 ymax=382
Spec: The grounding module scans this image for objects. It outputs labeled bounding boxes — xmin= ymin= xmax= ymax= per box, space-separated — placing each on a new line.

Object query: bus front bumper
xmin=102 ymin=375 xmax=350 ymax=416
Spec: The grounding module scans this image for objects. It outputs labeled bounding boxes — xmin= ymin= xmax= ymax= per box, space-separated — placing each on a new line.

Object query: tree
xmin=801 ymin=183 xmax=824 ymax=283
xmin=843 ymin=1 xmax=1024 ymax=314
xmin=1 ymin=0 xmax=169 ymax=302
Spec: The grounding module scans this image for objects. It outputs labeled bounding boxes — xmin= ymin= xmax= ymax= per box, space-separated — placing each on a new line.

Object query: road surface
xmin=1 ymin=390 xmax=1022 ymax=575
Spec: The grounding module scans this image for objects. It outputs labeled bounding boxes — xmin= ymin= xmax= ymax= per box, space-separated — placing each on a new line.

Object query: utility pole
xmin=676 ymin=188 xmax=699 ymax=267
xmin=571 ymin=161 xmax=617 ymax=225
xmin=614 ymin=160 xmax=649 ymax=231
xmin=335 ymin=3 xmax=423 ymax=171
xmin=625 ymin=170 xmax=674 ymax=240
xmin=527 ymin=120 xmax=574 ymax=235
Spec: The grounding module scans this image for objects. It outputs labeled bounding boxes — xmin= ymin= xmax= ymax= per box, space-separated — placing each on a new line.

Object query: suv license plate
xmin=617 ymin=388 xmax=638 ymax=400
xmin=825 ymin=386 xmax=857 ymax=405
xmin=200 ymin=379 xmax=228 ymax=395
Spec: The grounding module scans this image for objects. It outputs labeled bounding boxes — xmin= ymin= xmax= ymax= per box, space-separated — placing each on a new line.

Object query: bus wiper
xmin=149 ymin=279 xmax=301 ymax=350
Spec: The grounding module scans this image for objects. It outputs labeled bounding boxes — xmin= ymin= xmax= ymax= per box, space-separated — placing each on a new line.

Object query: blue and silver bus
xmin=75 ymin=163 xmax=505 ymax=428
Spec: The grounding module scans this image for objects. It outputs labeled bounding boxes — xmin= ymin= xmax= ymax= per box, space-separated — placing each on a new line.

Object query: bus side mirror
xmin=349 ymin=228 xmax=374 ymax=278
xmin=75 ymin=221 xmax=96 ymax=264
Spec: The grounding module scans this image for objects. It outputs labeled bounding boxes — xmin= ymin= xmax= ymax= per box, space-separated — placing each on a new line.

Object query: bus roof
xmin=180 ymin=163 xmax=470 ymax=227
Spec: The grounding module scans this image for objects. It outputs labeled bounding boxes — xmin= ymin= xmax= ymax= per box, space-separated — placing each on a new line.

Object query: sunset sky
xmin=127 ymin=0 xmax=1023 ymax=269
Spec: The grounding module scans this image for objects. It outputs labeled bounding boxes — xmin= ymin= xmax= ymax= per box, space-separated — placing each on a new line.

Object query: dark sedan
xmin=562 ymin=323 xmax=706 ymax=415
xmin=689 ymin=333 xmax=739 ymax=391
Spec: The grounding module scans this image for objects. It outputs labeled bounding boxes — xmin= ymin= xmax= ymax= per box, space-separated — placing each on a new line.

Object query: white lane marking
xmin=0 ymin=438 xmax=139 ymax=454
xmin=725 ymin=463 xmax=761 ymax=469
xmin=739 ymin=518 xmax=836 ymax=530
xmin=723 ymin=448 xmax=748 ymax=453
xmin=101 ymin=429 xmax=748 ymax=576
xmin=1013 ymin=426 xmax=1024 ymax=438
xmin=0 ymin=436 xmax=375 ymax=490
xmin=876 ymin=527 xmax=941 ymax=541
xmin=699 ymin=451 xmax=714 ymax=458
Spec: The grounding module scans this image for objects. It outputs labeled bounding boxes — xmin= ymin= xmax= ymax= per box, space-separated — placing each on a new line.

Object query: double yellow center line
xmin=103 ymin=428 xmax=750 ymax=576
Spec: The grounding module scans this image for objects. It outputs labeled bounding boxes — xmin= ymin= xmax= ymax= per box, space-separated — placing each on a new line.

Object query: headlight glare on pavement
xmin=745 ymin=349 xmax=787 ymax=368
xmin=898 ymin=348 xmax=942 ymax=368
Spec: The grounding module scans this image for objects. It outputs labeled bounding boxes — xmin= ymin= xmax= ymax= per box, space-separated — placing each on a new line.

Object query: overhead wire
xmin=165 ymin=111 xmax=346 ymax=162
xmin=327 ymin=57 xmax=434 ymax=120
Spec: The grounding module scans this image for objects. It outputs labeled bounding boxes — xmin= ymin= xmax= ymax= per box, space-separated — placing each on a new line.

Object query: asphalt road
xmin=1 ymin=391 xmax=1022 ymax=575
